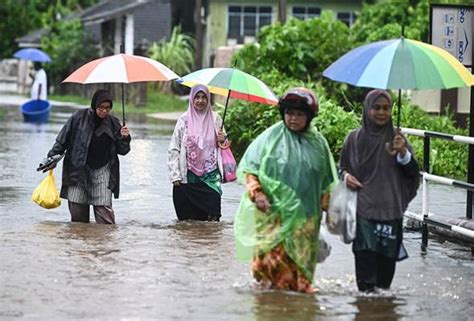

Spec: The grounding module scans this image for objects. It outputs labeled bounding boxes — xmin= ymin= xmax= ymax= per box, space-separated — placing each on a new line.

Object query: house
xmin=81 ymin=0 xmax=173 ymax=55
xmin=16 ymin=0 xmax=361 ymax=66
xmin=205 ymin=0 xmax=364 ymax=67
xmin=16 ymin=0 xmax=195 ymax=56
xmin=13 ymin=0 xmax=195 ymax=95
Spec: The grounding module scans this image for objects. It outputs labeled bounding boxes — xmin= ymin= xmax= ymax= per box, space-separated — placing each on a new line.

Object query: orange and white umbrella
xmin=63 ymin=53 xmax=179 ymax=124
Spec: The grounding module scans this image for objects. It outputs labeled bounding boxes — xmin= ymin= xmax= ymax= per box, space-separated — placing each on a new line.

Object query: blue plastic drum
xmin=20 ymin=99 xmax=51 ymax=123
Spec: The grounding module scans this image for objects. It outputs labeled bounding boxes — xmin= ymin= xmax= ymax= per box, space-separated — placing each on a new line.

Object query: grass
xmin=49 ymin=94 xmax=90 ymax=105
xmin=0 ymin=108 xmax=7 ymax=120
xmin=49 ymin=89 xmax=187 ymax=114
xmin=127 ymin=89 xmax=187 ymax=113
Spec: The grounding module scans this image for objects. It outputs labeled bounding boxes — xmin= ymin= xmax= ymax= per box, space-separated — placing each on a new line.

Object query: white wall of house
xmin=411 ymin=90 xmax=441 ymax=113
xmin=113 ymin=15 xmax=134 ymax=54
xmin=411 ymin=88 xmax=472 ymax=115
xmin=125 ymin=14 xmax=134 ymax=54
xmin=114 ymin=17 xmax=121 ymax=54
xmin=458 ymin=87 xmax=472 ymax=114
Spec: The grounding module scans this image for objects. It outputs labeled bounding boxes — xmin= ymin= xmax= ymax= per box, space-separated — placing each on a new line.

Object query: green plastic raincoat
xmin=234 ymin=121 xmax=338 ymax=282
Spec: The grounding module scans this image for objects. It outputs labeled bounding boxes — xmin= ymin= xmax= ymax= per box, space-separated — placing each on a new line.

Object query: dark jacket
xmin=47 ymin=108 xmax=131 ymax=199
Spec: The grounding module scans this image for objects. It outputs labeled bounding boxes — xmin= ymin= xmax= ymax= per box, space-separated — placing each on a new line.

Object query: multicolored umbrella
xmin=323 ymin=38 xmax=474 ymax=126
xmin=178 ymin=67 xmax=278 ymax=128
xmin=14 ymin=48 xmax=51 ymax=63
xmin=63 ymin=53 xmax=179 ymax=124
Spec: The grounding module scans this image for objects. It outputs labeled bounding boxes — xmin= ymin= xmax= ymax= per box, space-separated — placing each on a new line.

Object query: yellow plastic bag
xmin=32 ymin=169 xmax=61 ymax=209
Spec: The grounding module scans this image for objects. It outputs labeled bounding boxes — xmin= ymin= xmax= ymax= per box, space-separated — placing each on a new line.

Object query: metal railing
xmin=401 ymin=128 xmax=474 ymax=250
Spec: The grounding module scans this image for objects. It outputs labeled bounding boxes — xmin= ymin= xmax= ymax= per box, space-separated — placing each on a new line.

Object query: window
xmin=292 ymin=6 xmax=321 ymax=20
xmin=228 ymin=5 xmax=272 ymax=41
xmin=337 ymin=11 xmax=355 ymax=26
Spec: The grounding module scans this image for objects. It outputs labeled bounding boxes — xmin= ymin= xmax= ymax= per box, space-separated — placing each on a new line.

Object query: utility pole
xmin=194 ymin=0 xmax=204 ymax=69
xmin=278 ymin=0 xmax=287 ymax=23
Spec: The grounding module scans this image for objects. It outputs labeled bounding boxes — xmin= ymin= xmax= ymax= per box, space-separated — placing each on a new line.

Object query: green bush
xmin=399 ymin=104 xmax=468 ymax=178
xmin=232 ymin=11 xmax=353 ymax=104
xmin=313 ymin=99 xmax=360 ymax=162
xmin=148 ymin=26 xmax=195 ymax=76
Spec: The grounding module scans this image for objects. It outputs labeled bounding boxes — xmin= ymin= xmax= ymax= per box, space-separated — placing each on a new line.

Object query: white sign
xmin=432 ymin=6 xmax=473 ymax=66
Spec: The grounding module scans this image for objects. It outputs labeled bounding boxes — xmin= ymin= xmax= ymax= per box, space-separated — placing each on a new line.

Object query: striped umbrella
xmin=178 ymin=67 xmax=278 ymax=128
xmin=63 ymin=53 xmax=179 ymax=124
xmin=323 ymin=38 xmax=474 ymax=127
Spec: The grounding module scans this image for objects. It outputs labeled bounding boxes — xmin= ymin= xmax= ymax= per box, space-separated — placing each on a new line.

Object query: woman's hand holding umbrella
xmin=120 ymin=126 xmax=130 ymax=138
xmin=392 ymin=129 xmax=407 ymax=157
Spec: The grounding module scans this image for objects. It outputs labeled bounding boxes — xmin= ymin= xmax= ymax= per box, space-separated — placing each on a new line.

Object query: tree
xmin=352 ymin=0 xmax=430 ymax=44
xmin=0 ymin=0 xmax=44 ymax=59
xmin=41 ymin=18 xmax=98 ymax=92
xmin=0 ymin=0 xmax=99 ymax=59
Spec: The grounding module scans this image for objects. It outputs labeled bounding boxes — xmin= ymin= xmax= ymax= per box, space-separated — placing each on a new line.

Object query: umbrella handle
xmin=122 ymin=83 xmax=126 ymax=126
xmin=385 ymin=142 xmax=397 ymax=156
xmin=221 ymin=89 xmax=231 ymax=130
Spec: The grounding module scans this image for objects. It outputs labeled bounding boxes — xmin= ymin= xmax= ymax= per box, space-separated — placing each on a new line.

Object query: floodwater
xmin=1 ymin=106 xmax=473 ymax=321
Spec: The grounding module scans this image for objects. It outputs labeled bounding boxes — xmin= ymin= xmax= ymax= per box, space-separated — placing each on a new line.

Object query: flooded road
xmin=1 ymin=106 xmax=473 ymax=320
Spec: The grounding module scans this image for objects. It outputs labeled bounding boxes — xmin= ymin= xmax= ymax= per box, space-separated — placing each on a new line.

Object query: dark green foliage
xmin=232 ymin=11 xmax=353 ymax=104
xmin=352 ymin=0 xmax=430 ymax=43
xmin=41 ymin=18 xmax=98 ymax=92
xmin=0 ymin=0 xmax=45 ymax=59
xmin=313 ymin=99 xmax=361 ymax=162
xmin=0 ymin=0 xmax=99 ymax=59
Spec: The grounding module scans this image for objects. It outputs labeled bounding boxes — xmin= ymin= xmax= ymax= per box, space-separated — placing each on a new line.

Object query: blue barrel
xmin=20 ymin=99 xmax=51 ymax=123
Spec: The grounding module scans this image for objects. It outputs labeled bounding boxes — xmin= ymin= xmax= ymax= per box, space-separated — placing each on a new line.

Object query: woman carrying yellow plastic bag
xmin=32 ymin=169 xmax=61 ymax=209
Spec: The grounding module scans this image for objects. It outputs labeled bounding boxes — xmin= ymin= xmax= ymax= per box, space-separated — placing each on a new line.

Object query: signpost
xmin=430 ymin=4 xmax=474 ymax=219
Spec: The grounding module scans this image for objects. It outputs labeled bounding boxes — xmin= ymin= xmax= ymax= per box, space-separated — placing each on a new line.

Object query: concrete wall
xmin=0 ymin=59 xmax=32 ymax=94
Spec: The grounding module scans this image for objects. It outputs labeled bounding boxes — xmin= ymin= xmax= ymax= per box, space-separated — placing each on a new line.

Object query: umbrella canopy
xmin=179 ymin=68 xmax=278 ymax=105
xmin=323 ymin=38 xmax=474 ymax=127
xmin=323 ymin=38 xmax=474 ymax=90
xmin=178 ymin=67 xmax=278 ymax=129
xmin=14 ymin=48 xmax=51 ymax=63
xmin=63 ymin=53 xmax=179 ymax=84
xmin=63 ymin=53 xmax=179 ymax=125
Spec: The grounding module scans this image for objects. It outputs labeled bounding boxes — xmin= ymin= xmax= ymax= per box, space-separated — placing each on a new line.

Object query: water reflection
xmin=37 ymin=221 xmax=118 ymax=243
xmin=252 ymin=291 xmax=321 ymax=321
xmin=36 ymin=221 xmax=120 ymax=264
xmin=353 ymin=296 xmax=404 ymax=321
xmin=168 ymin=220 xmax=228 ymax=244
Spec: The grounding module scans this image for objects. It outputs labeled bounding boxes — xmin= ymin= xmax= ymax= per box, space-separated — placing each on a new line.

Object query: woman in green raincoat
xmin=234 ymin=88 xmax=338 ymax=293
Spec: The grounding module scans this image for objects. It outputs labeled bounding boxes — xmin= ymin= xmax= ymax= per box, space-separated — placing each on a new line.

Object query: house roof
xmin=16 ymin=28 xmax=49 ymax=48
xmin=81 ymin=0 xmax=151 ymax=24
xmin=16 ymin=12 xmax=80 ymax=47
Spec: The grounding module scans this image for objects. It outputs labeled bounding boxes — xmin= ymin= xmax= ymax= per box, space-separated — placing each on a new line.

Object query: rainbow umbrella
xmin=323 ymin=38 xmax=474 ymax=127
xmin=178 ymin=67 xmax=278 ymax=128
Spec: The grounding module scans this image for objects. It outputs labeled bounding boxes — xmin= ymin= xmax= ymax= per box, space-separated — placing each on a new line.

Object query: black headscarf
xmin=91 ymin=89 xmax=113 ymax=110
xmin=87 ymin=89 xmax=115 ymax=169
xmin=339 ymin=89 xmax=418 ymax=220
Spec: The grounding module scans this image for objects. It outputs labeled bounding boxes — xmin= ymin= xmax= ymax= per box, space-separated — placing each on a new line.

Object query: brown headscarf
xmin=339 ymin=89 xmax=419 ymax=220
